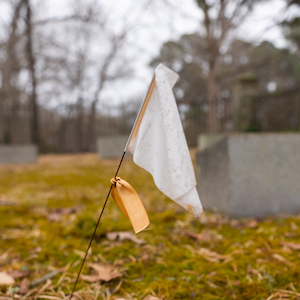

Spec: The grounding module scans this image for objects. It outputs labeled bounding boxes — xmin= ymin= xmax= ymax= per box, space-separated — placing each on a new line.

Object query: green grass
xmin=0 ymin=154 xmax=299 ymax=299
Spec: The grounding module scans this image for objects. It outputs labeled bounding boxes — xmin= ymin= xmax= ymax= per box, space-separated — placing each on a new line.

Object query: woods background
xmin=0 ymin=0 xmax=299 ymax=153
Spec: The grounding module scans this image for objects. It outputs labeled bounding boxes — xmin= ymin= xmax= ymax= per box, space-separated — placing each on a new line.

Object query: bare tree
xmin=195 ymin=0 xmax=261 ymax=133
xmin=34 ymin=0 xmax=136 ymax=152
xmin=0 ymin=0 xmax=27 ymax=144
xmin=86 ymin=31 xmax=130 ymax=151
xmin=24 ymin=0 xmax=39 ymax=147
xmin=0 ymin=0 xmax=178 ymax=152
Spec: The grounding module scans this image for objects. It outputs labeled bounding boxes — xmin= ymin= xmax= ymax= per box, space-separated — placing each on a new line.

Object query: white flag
xmin=125 ymin=64 xmax=203 ymax=217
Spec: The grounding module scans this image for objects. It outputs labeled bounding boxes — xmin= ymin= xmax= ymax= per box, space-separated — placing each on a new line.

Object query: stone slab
xmin=197 ymin=134 xmax=225 ymax=151
xmin=0 ymin=145 xmax=38 ymax=164
xmin=97 ymin=136 xmax=128 ymax=159
xmin=196 ymin=133 xmax=300 ymax=218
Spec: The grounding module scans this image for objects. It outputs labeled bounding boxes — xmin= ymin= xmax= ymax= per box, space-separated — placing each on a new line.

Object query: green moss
xmin=0 ymin=154 xmax=300 ymax=299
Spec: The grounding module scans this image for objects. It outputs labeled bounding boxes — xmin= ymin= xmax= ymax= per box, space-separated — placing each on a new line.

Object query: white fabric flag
xmin=125 ymin=64 xmax=203 ymax=217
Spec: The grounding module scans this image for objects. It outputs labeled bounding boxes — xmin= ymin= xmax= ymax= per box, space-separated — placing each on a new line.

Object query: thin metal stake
xmin=69 ymin=151 xmax=126 ymax=299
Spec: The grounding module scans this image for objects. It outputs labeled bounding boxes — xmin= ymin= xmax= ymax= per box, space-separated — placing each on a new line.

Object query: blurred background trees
xmin=0 ymin=0 xmax=299 ymax=152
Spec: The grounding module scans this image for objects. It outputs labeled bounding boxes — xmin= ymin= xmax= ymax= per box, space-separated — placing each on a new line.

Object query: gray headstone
xmin=97 ymin=136 xmax=128 ymax=159
xmin=0 ymin=145 xmax=37 ymax=164
xmin=196 ymin=133 xmax=300 ymax=218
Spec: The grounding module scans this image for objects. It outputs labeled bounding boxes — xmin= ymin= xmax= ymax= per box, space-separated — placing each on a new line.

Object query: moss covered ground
xmin=0 ymin=154 xmax=299 ymax=300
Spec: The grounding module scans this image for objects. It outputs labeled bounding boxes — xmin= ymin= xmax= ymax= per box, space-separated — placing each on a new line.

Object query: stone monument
xmin=97 ymin=136 xmax=128 ymax=159
xmin=196 ymin=133 xmax=300 ymax=218
xmin=0 ymin=144 xmax=38 ymax=164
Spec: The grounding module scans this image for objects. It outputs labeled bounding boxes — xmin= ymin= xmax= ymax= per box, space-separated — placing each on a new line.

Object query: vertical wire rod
xmin=69 ymin=151 xmax=126 ymax=299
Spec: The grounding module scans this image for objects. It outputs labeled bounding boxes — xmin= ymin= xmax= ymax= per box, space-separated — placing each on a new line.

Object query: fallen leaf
xmin=47 ymin=212 xmax=62 ymax=222
xmin=19 ymin=278 xmax=30 ymax=294
xmin=186 ymin=245 xmax=232 ymax=263
xmin=106 ymin=231 xmax=146 ymax=245
xmin=247 ymin=266 xmax=264 ymax=282
xmin=74 ymin=247 xmax=92 ymax=259
xmin=229 ymin=219 xmax=258 ymax=229
xmin=229 ymin=219 xmax=240 ymax=228
xmin=272 ymin=254 xmax=293 ymax=266
xmin=80 ymin=274 xmax=100 ymax=283
xmin=0 ymin=199 xmax=17 ymax=206
xmin=244 ymin=219 xmax=258 ymax=228
xmin=143 ymin=296 xmax=162 ymax=300
xmin=30 ymin=246 xmax=42 ymax=254
xmin=0 ymin=272 xmax=15 ymax=285
xmin=232 ymin=280 xmax=240 ymax=286
xmin=81 ymin=263 xmax=123 ymax=282
xmin=47 ymin=206 xmax=83 ymax=222
xmin=7 ymin=270 xmax=30 ymax=279
xmin=281 ymin=241 xmax=300 ymax=250
xmin=207 ymin=280 xmax=219 ymax=289
xmin=183 ymin=230 xmax=222 ymax=242
xmin=206 ymin=271 xmax=217 ymax=278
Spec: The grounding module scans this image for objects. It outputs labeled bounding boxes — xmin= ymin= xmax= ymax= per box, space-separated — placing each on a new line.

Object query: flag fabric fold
xmin=124 ymin=64 xmax=203 ymax=218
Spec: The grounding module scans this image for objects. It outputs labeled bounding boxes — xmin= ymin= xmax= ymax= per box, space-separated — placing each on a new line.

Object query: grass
xmin=0 ymin=154 xmax=299 ymax=299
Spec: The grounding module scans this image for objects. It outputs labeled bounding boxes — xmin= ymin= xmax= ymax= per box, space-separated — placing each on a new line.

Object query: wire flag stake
xmin=69 ymin=151 xmax=126 ymax=299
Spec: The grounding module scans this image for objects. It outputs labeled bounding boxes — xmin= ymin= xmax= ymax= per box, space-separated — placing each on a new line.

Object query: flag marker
xmin=69 ymin=64 xmax=202 ymax=298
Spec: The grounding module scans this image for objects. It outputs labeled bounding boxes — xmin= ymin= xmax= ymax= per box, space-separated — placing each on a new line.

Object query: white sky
xmin=0 ymin=0 xmax=298 ymax=107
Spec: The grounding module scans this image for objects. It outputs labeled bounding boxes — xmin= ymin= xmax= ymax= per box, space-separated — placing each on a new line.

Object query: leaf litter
xmin=0 ymin=154 xmax=300 ymax=299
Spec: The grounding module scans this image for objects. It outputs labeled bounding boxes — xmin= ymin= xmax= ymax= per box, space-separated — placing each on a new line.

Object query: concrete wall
xmin=196 ymin=133 xmax=300 ymax=218
xmin=0 ymin=145 xmax=37 ymax=164
xmin=97 ymin=136 xmax=128 ymax=159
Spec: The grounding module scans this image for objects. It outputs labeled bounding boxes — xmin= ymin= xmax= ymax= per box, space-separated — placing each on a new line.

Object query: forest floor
xmin=0 ymin=154 xmax=300 ymax=300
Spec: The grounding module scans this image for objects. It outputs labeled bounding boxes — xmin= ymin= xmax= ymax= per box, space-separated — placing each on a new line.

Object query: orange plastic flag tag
xmin=110 ymin=177 xmax=150 ymax=234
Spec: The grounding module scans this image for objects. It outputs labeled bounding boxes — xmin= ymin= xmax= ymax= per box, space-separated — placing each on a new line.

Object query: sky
xmin=0 ymin=0 xmax=298 ymax=107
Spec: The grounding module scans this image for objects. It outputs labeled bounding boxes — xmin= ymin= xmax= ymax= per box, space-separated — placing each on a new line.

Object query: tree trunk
xmin=0 ymin=91 xmax=4 ymax=143
xmin=76 ymin=98 xmax=84 ymax=152
xmin=206 ymin=46 xmax=220 ymax=133
xmin=10 ymin=96 xmax=21 ymax=144
xmin=0 ymin=0 xmax=26 ymax=144
xmin=206 ymin=70 xmax=218 ymax=133
xmin=25 ymin=0 xmax=40 ymax=148
xmin=87 ymin=101 xmax=97 ymax=152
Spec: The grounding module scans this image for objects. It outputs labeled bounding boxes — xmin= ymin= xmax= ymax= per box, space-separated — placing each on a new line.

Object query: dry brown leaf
xmin=206 ymin=271 xmax=217 ymax=278
xmin=244 ymin=219 xmax=258 ymax=228
xmin=74 ymin=247 xmax=92 ymax=259
xmin=232 ymin=280 xmax=240 ymax=286
xmin=247 ymin=266 xmax=264 ymax=282
xmin=0 ymin=199 xmax=17 ymax=206
xmin=47 ymin=212 xmax=62 ymax=222
xmin=282 ymin=241 xmax=300 ymax=250
xmin=272 ymin=253 xmax=293 ymax=266
xmin=106 ymin=231 xmax=146 ymax=245
xmin=19 ymin=278 xmax=30 ymax=294
xmin=80 ymin=274 xmax=100 ymax=283
xmin=81 ymin=263 xmax=123 ymax=282
xmin=229 ymin=219 xmax=240 ymax=228
xmin=30 ymin=246 xmax=42 ymax=254
xmin=7 ymin=270 xmax=30 ymax=280
xmin=186 ymin=245 xmax=232 ymax=263
xmin=197 ymin=213 xmax=228 ymax=225
xmin=0 ymin=272 xmax=15 ymax=285
xmin=229 ymin=219 xmax=258 ymax=229
xmin=183 ymin=230 xmax=222 ymax=242
xmin=207 ymin=280 xmax=219 ymax=289
xmin=47 ymin=206 xmax=83 ymax=222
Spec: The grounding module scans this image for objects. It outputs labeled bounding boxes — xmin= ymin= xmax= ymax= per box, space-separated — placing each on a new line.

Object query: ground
xmin=0 ymin=154 xmax=299 ymax=300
